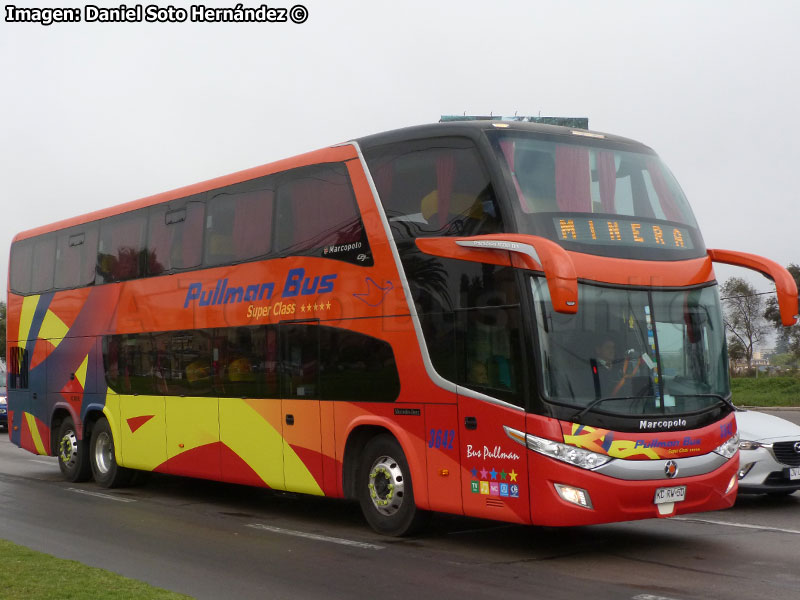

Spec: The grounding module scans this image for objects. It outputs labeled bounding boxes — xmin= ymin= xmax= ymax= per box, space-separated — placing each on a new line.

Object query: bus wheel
xmin=357 ymin=434 xmax=424 ymax=536
xmin=90 ymin=417 xmax=131 ymax=488
xmin=57 ymin=417 xmax=91 ymax=482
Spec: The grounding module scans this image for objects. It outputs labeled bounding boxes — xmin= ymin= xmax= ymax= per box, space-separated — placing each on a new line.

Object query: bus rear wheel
xmin=357 ymin=434 xmax=424 ymax=536
xmin=90 ymin=417 xmax=132 ymax=488
xmin=57 ymin=417 xmax=91 ymax=482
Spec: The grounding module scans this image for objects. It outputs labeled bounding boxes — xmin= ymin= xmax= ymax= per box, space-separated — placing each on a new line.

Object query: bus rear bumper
xmin=528 ymin=452 xmax=738 ymax=527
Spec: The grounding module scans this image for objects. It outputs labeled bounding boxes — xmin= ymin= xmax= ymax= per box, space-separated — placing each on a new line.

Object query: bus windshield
xmin=532 ymin=279 xmax=729 ymax=416
xmin=489 ymin=131 xmax=705 ymax=260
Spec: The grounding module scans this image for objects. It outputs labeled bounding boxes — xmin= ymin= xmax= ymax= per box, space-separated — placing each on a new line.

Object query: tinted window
xmin=281 ymin=323 xmax=319 ymax=399
xmin=153 ymin=330 xmax=214 ymax=397
xmin=8 ymin=346 xmax=29 ymax=389
xmin=216 ymin=326 xmax=278 ymax=399
xmin=275 ymin=163 xmax=371 ymax=265
xmin=97 ymin=211 xmax=147 ymax=284
xmin=457 ymin=307 xmax=523 ymax=406
xmin=408 ymin=254 xmax=524 ymax=406
xmin=319 ymin=327 xmax=400 ymax=402
xmin=10 ymin=241 xmax=33 ymax=295
xmin=32 ymin=236 xmax=56 ymax=292
xmin=55 ymin=225 xmax=99 ymax=289
xmin=148 ymin=197 xmax=204 ymax=274
xmin=365 ymin=137 xmax=504 ymax=240
xmin=205 ymin=177 xmax=275 ymax=267
xmin=103 ymin=334 xmax=157 ymax=395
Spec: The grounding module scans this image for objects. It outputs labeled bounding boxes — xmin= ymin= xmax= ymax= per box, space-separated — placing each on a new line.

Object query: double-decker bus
xmin=6 ymin=121 xmax=797 ymax=535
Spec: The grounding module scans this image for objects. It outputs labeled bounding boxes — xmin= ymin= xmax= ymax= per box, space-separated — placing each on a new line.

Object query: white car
xmin=735 ymin=410 xmax=800 ymax=495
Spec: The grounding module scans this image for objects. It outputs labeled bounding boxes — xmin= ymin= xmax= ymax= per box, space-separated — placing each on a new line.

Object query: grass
xmin=731 ymin=375 xmax=800 ymax=407
xmin=0 ymin=539 xmax=192 ymax=600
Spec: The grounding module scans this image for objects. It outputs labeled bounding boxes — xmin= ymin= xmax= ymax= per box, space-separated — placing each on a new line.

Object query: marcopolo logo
xmin=639 ymin=418 xmax=688 ymax=430
xmin=183 ymin=268 xmax=337 ymax=309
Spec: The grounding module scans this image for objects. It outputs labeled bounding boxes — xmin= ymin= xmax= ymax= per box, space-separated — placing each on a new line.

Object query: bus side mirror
xmin=708 ymin=248 xmax=799 ymax=326
xmin=416 ymin=234 xmax=578 ymax=314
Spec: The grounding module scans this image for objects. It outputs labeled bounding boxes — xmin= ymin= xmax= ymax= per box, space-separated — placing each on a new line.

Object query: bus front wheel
xmin=57 ymin=417 xmax=91 ymax=482
xmin=90 ymin=417 xmax=131 ymax=488
xmin=357 ymin=434 xmax=424 ymax=536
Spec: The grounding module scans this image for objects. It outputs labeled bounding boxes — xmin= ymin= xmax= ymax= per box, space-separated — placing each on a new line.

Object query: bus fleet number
xmin=428 ymin=429 xmax=455 ymax=450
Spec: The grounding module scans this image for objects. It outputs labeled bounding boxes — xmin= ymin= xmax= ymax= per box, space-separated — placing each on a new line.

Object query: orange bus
xmin=6 ymin=121 xmax=798 ymax=535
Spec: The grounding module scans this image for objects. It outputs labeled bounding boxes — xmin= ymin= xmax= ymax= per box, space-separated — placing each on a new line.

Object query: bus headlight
xmin=713 ymin=432 xmax=740 ymax=459
xmin=524 ymin=432 xmax=612 ymax=470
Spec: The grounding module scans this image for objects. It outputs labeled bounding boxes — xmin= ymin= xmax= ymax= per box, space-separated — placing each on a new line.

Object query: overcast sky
xmin=2 ymin=0 xmax=798 ymax=306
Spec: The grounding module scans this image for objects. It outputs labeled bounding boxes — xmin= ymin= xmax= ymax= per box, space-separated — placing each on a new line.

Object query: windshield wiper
xmin=671 ymin=393 xmax=737 ymax=412
xmin=571 ymin=393 xmax=736 ymax=422
xmin=571 ymin=396 xmax=644 ymax=421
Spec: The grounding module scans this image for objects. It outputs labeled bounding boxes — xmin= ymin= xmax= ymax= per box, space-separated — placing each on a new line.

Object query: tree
xmin=764 ymin=263 xmax=800 ymax=359
xmin=721 ymin=277 xmax=767 ymax=369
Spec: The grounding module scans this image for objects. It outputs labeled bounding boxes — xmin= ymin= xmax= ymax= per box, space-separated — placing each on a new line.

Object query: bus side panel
xmin=320 ymin=401 xmax=339 ymax=496
xmin=424 ymin=404 xmax=463 ymax=515
xmin=457 ymin=395 xmax=530 ymax=524
xmin=281 ymin=398 xmax=324 ymax=496
xmin=219 ymin=397 xmax=285 ymax=489
xmin=335 ymin=402 xmax=429 ymax=509
xmin=22 ymin=337 xmax=51 ymax=456
xmin=118 ymin=393 xmax=168 ymax=471
xmin=159 ymin=395 xmax=221 ymax=481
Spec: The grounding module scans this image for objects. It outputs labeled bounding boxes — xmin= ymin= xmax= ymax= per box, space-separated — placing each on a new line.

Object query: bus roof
xmin=354 ymin=120 xmax=652 ymax=153
xmin=13 ymin=121 xmax=652 ymax=243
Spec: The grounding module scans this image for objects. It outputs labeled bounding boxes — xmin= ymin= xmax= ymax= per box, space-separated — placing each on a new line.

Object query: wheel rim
xmin=59 ymin=429 xmax=78 ymax=469
xmin=94 ymin=431 xmax=113 ymax=475
xmin=367 ymin=455 xmax=405 ymax=516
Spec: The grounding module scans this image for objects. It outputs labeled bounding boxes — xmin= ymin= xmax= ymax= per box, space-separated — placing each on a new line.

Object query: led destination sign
xmin=555 ymin=217 xmax=694 ymax=250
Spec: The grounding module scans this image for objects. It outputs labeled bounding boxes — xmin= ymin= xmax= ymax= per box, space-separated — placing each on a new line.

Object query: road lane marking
xmin=672 ymin=516 xmax=800 ymax=535
xmin=67 ymin=488 xmax=136 ymax=503
xmin=246 ymin=524 xmax=384 ymax=550
xmin=29 ymin=459 xmax=57 ymax=466
xmin=633 ymin=595 xmax=683 ymax=600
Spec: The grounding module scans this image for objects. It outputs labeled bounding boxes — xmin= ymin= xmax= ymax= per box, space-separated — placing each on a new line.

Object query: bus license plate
xmin=789 ymin=468 xmax=800 ymax=481
xmin=654 ymin=486 xmax=686 ymax=504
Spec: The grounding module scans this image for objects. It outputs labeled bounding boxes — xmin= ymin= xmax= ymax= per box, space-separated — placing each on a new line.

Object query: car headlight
xmin=714 ymin=432 xmax=740 ymax=459
xmin=739 ymin=440 xmax=771 ymax=451
xmin=524 ymin=433 xmax=612 ymax=469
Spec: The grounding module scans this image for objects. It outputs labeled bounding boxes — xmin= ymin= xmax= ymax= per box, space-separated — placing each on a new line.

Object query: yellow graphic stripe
xmin=75 ymin=354 xmax=90 ymax=388
xmin=39 ymin=309 xmax=69 ymax=349
xmin=18 ymin=296 xmax=39 ymax=348
xmin=283 ymin=439 xmax=324 ymax=496
xmin=607 ymin=440 xmax=660 ymax=460
xmin=24 ymin=412 xmax=47 ymax=455
xmin=221 ymin=399 xmax=287 ymax=489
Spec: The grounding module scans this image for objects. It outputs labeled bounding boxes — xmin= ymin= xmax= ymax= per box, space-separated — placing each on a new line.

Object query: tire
xmin=57 ymin=417 xmax=91 ymax=482
xmin=89 ymin=417 xmax=132 ymax=488
xmin=357 ymin=434 xmax=425 ymax=536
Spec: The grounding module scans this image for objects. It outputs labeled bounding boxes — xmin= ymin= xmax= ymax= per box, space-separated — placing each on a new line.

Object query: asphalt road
xmin=1 ymin=414 xmax=800 ymax=600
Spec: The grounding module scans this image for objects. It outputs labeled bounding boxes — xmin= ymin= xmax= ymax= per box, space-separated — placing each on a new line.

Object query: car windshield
xmin=531 ymin=278 xmax=729 ymax=416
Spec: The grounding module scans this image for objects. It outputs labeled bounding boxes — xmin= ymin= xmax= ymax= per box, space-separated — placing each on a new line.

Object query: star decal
xmin=500 ymin=470 xmax=507 ymax=480
xmin=489 ymin=468 xmax=498 ymax=480
xmin=479 ymin=468 xmax=489 ymax=479
xmin=508 ymin=469 xmax=518 ymax=482
xmin=470 ymin=467 xmax=478 ymax=478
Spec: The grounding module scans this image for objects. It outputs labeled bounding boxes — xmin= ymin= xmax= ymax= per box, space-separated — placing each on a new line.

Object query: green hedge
xmin=730 ymin=376 xmax=800 ymax=407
